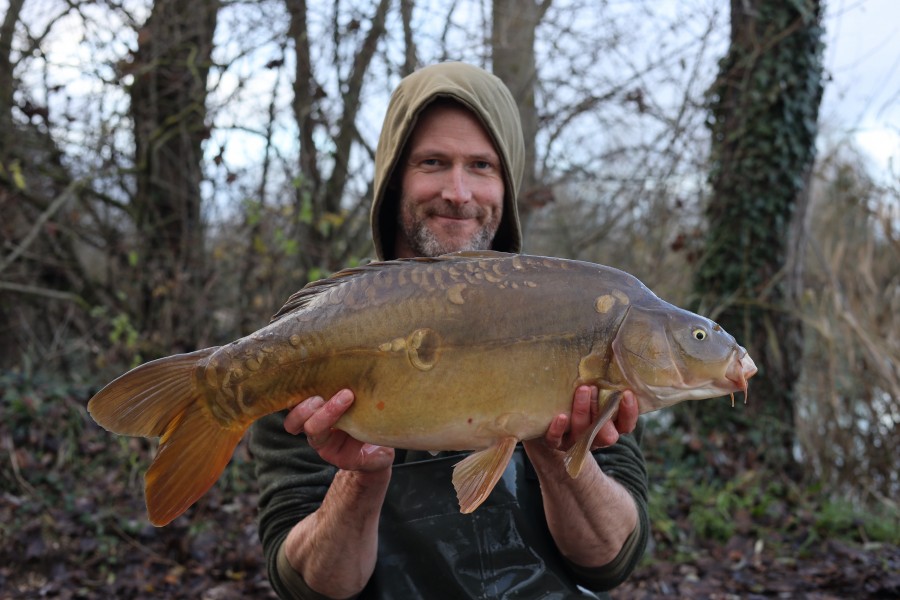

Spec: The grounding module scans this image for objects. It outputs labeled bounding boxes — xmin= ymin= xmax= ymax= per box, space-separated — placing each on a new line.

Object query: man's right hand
xmin=285 ymin=389 xmax=395 ymax=472
xmin=281 ymin=389 xmax=393 ymax=597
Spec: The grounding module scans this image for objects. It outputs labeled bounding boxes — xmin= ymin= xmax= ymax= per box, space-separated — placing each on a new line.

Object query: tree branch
xmin=0 ymin=179 xmax=79 ymax=274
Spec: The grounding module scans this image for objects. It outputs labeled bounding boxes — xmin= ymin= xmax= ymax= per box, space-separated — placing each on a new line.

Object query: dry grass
xmin=796 ymin=150 xmax=899 ymax=503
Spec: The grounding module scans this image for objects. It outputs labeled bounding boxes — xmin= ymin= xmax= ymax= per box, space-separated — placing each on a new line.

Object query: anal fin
xmin=452 ymin=436 xmax=517 ymax=514
xmin=563 ymin=391 xmax=622 ymax=478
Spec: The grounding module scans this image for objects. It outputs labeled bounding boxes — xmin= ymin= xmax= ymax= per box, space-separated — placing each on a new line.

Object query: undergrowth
xmin=0 ymin=371 xmax=271 ymax=599
xmin=641 ymin=413 xmax=899 ymax=567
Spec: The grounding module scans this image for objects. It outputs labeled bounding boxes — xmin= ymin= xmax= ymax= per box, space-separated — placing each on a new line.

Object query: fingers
xmin=284 ymin=390 xmax=395 ymax=472
xmin=303 ymin=389 xmax=354 ymax=443
xmin=540 ymin=386 xmax=596 ymax=452
xmin=284 ymin=389 xmax=354 ymax=435
xmin=613 ymin=390 xmax=638 ymax=435
xmin=592 ymin=421 xmax=620 ymax=449
xmin=569 ymin=385 xmax=595 ymax=438
xmin=592 ymin=390 xmax=638 ymax=448
xmin=284 ymin=396 xmax=324 ymax=434
xmin=542 ymin=414 xmax=569 ymax=449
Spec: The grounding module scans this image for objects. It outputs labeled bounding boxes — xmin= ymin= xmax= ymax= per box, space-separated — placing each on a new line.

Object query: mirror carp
xmin=88 ymin=251 xmax=757 ymax=526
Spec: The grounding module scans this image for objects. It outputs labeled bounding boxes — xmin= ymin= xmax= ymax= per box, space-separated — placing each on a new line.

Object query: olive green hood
xmin=370 ymin=62 xmax=525 ymax=260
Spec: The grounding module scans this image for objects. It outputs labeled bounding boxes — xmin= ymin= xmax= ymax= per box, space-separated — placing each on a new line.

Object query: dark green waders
xmin=360 ymin=448 xmax=602 ymax=599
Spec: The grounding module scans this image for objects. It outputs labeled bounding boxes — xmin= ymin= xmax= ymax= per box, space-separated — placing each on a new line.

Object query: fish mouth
xmin=725 ymin=348 xmax=758 ymax=405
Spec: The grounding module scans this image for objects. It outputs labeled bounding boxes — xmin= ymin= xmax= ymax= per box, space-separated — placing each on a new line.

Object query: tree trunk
xmin=129 ymin=0 xmax=219 ymax=353
xmin=0 ymin=0 xmax=24 ymax=162
xmin=491 ymin=0 xmax=549 ymax=236
xmin=688 ymin=0 xmax=824 ymax=471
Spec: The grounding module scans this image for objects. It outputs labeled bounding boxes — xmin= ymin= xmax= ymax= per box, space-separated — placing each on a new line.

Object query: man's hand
xmin=522 ymin=386 xmax=641 ymax=568
xmin=536 ymin=386 xmax=638 ymax=452
xmin=281 ymin=389 xmax=392 ymax=597
xmin=284 ymin=389 xmax=395 ymax=472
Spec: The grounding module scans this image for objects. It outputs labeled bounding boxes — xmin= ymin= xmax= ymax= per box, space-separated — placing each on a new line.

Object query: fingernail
xmin=335 ymin=390 xmax=352 ymax=406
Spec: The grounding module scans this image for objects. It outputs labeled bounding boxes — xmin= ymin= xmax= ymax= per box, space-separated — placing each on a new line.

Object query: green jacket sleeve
xmin=565 ymin=419 xmax=650 ymax=592
xmin=250 ymin=411 xmax=339 ymax=600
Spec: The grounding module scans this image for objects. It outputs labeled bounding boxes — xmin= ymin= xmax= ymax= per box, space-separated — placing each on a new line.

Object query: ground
xmin=613 ymin=535 xmax=900 ymax=599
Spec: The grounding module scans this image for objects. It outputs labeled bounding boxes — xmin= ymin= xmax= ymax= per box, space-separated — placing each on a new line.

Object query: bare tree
xmin=0 ymin=0 xmax=25 ymax=154
xmin=0 ymin=0 xmax=98 ymax=370
xmin=1 ymin=0 xmax=729 ymax=374
xmin=128 ymin=0 xmax=220 ymax=353
xmin=285 ymin=0 xmax=390 ymax=275
xmin=491 ymin=0 xmax=551 ymax=229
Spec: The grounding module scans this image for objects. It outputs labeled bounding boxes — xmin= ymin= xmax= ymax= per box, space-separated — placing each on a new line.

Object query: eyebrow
xmin=407 ymin=148 xmax=499 ymax=162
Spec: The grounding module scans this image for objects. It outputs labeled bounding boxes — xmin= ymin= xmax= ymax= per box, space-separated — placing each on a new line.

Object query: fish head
xmin=612 ymin=304 xmax=757 ymax=413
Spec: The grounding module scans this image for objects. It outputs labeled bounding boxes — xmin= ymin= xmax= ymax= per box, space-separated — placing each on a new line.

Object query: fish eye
xmin=692 ymin=328 xmax=707 ymax=341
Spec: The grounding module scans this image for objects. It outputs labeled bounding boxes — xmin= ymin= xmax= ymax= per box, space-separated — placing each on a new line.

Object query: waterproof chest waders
xmin=360 ymin=449 xmax=602 ymax=599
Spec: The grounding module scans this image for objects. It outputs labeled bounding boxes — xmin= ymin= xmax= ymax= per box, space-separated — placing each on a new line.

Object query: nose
xmin=441 ymin=165 xmax=473 ymax=204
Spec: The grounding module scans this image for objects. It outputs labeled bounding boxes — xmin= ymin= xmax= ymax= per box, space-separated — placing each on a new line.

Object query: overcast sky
xmin=822 ymin=0 xmax=900 ymax=180
xmin=2 ymin=0 xmax=896 ymax=183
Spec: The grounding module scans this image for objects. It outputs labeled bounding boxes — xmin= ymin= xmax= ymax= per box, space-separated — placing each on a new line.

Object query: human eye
xmin=471 ymin=157 xmax=498 ymax=171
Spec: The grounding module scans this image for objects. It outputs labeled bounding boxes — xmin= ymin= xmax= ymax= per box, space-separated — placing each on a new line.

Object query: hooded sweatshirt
xmin=250 ymin=63 xmax=649 ymax=600
xmin=370 ymin=61 xmax=524 ymax=260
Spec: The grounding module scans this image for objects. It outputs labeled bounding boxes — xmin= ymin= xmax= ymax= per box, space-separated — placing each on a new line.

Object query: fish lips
xmin=725 ymin=348 xmax=758 ymax=397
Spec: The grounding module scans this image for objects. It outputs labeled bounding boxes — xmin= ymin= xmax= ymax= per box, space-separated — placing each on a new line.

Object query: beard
xmin=398 ymin=203 xmax=500 ymax=257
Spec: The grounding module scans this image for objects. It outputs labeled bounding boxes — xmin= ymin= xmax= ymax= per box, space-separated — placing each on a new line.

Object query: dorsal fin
xmin=269 ymin=252 xmax=518 ymax=323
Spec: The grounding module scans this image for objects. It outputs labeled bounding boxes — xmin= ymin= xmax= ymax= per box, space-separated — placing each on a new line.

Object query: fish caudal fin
xmin=145 ymin=403 xmax=247 ymax=526
xmin=452 ymin=436 xmax=517 ymax=513
xmin=564 ymin=391 xmax=622 ymax=478
xmin=87 ymin=348 xmax=246 ymax=526
xmin=88 ymin=349 xmax=218 ymax=436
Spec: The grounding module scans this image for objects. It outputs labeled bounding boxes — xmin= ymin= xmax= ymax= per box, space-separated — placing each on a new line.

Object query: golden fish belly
xmin=327 ymin=339 xmax=588 ymax=451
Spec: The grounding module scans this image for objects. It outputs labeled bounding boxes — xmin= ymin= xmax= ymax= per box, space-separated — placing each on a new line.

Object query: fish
xmin=87 ymin=251 xmax=757 ymax=526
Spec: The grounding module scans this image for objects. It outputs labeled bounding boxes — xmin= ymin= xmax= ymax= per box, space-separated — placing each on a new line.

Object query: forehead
xmin=406 ymin=101 xmax=498 ymax=155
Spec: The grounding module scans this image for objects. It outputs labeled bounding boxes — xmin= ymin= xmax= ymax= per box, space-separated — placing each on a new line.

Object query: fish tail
xmin=144 ymin=398 xmax=247 ymax=526
xmin=88 ymin=348 xmax=247 ymax=526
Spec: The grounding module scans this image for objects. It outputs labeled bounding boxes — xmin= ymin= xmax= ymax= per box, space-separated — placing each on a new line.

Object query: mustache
xmin=425 ymin=205 xmax=486 ymax=220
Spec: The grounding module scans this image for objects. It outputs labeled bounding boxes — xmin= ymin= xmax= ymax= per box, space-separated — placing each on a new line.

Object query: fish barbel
xmin=88 ymin=251 xmax=757 ymax=526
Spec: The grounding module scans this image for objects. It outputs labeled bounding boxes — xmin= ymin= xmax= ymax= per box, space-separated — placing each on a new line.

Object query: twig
xmin=0 ymin=179 xmax=80 ymax=274
xmin=3 ymin=433 xmax=38 ymax=498
xmin=0 ymin=280 xmax=85 ymax=305
xmin=108 ymin=519 xmax=182 ymax=567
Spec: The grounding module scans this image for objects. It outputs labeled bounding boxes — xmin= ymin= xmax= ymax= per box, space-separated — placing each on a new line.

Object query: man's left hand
xmin=537 ymin=387 xmax=638 ymax=452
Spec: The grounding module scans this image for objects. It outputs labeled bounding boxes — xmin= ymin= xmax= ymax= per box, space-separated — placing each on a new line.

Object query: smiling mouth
xmin=426 ymin=204 xmax=485 ymax=220
xmin=429 ymin=215 xmax=482 ymax=232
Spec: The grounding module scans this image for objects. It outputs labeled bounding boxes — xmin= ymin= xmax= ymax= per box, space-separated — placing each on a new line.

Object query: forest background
xmin=1 ymin=0 xmax=898 ymax=597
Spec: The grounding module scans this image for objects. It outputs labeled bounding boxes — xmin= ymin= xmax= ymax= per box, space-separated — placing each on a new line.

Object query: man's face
xmin=394 ymin=103 xmax=505 ymax=259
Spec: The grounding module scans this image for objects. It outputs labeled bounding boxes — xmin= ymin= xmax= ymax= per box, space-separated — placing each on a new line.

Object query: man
xmin=250 ymin=62 xmax=649 ymax=599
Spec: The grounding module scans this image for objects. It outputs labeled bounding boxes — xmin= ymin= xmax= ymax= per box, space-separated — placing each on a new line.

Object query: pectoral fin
xmin=563 ymin=391 xmax=622 ymax=478
xmin=452 ymin=436 xmax=517 ymax=514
